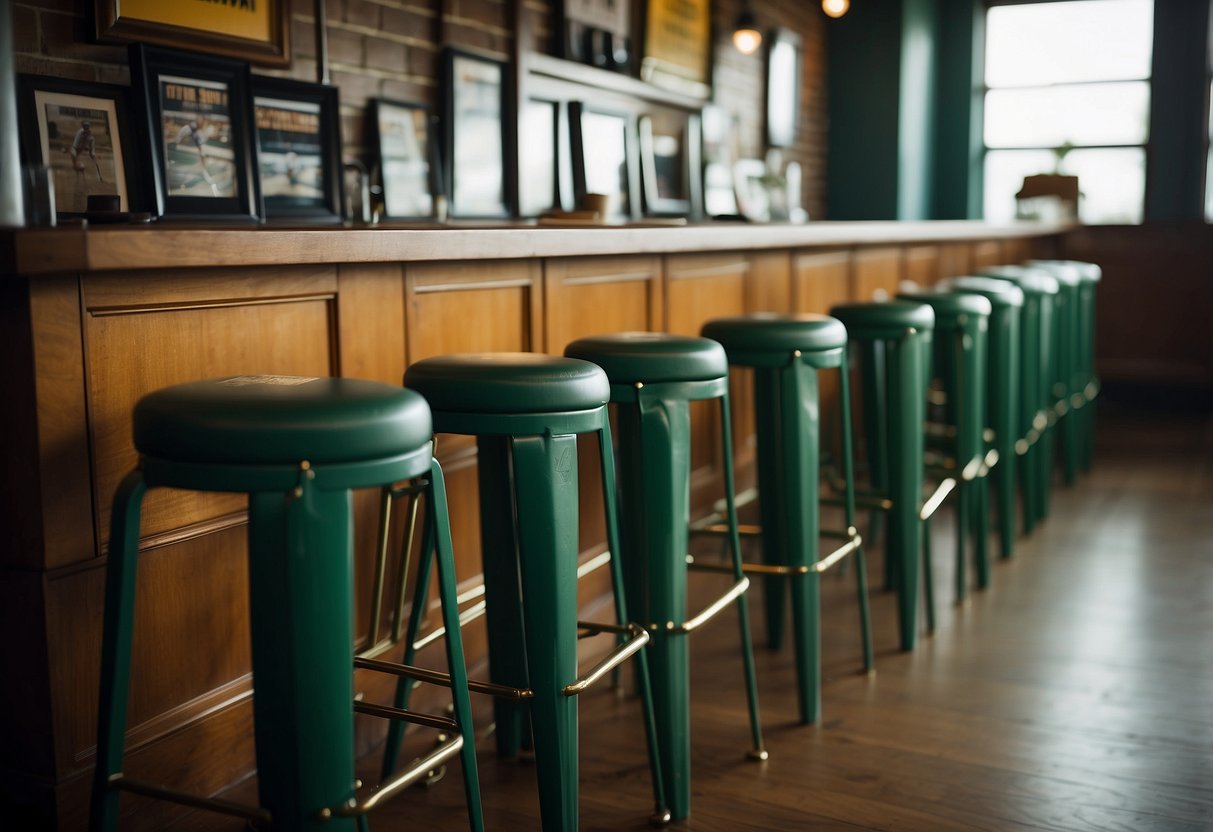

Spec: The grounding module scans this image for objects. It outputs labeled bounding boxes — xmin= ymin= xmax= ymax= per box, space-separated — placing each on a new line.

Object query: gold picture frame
xmin=96 ymin=0 xmax=291 ymax=66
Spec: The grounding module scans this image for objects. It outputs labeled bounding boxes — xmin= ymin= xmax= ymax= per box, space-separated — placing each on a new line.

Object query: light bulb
xmin=822 ymin=0 xmax=850 ymax=18
xmin=733 ymin=26 xmax=763 ymax=55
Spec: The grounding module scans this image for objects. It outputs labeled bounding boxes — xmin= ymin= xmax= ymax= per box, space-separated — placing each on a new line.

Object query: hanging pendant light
xmin=732 ymin=4 xmax=762 ymax=55
xmin=822 ymin=0 xmax=850 ymax=18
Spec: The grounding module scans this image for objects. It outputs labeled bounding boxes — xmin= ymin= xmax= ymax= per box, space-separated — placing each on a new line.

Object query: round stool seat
xmin=701 ymin=313 xmax=847 ymax=356
xmin=564 ymin=332 xmax=727 ymax=384
xmin=897 ymin=290 xmax=992 ymax=319
xmin=979 ymin=266 xmax=1060 ymax=295
xmin=134 ymin=375 xmax=432 ymax=465
xmin=406 ymin=352 xmax=609 ymax=414
xmin=829 ymin=299 xmax=936 ymax=333
xmin=943 ymin=276 xmax=1025 ymax=308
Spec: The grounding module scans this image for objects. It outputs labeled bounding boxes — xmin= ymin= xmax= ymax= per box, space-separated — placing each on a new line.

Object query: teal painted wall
xmin=897 ymin=0 xmax=939 ymax=220
xmin=932 ymin=0 xmax=983 ymax=219
xmin=825 ymin=4 xmax=903 ymax=220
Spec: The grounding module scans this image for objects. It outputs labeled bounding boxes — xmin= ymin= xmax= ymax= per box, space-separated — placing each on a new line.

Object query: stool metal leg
xmin=427 ymin=458 xmax=486 ymax=832
xmin=247 ymin=481 xmax=358 ymax=831
xmin=597 ymin=417 xmax=669 ymax=824
xmin=836 ymin=353 xmax=874 ymax=672
xmin=477 ymin=435 xmax=531 ymax=760
xmin=717 ymin=390 xmax=767 ymax=755
xmin=752 ymin=371 xmax=788 ymax=651
xmin=887 ymin=336 xmax=926 ymax=651
xmin=91 ymin=470 xmax=148 ymax=832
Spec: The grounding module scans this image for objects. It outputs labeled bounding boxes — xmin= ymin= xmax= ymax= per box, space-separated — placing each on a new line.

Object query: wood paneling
xmin=746 ymin=251 xmax=793 ymax=313
xmin=971 ymin=239 xmax=1004 ymax=269
xmin=937 ymin=241 xmax=971 ymax=281
xmin=851 ymin=246 xmax=902 ymax=301
xmin=336 ymin=264 xmax=407 ymax=385
xmin=903 ymin=245 xmax=939 ymax=289
xmin=543 ymin=255 xmax=663 ymax=352
xmin=83 ymin=267 xmax=339 ymax=546
xmin=793 ymin=249 xmax=851 ymax=314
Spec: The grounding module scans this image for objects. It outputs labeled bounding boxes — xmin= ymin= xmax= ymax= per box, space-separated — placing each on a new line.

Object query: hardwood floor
xmin=175 ymin=397 xmax=1213 ymax=831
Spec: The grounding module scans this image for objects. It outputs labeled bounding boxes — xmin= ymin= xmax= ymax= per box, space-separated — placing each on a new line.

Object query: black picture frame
xmin=16 ymin=74 xmax=143 ymax=218
xmin=569 ymin=102 xmax=639 ymax=222
xmin=443 ymin=48 xmax=512 ymax=219
xmin=252 ymin=75 xmax=343 ymax=223
xmin=372 ymin=98 xmax=438 ymax=221
xmin=766 ymin=28 xmax=803 ymax=148
xmin=639 ymin=114 xmax=693 ymax=217
xmin=518 ymin=98 xmax=566 ymax=217
xmin=130 ymin=43 xmax=260 ymax=222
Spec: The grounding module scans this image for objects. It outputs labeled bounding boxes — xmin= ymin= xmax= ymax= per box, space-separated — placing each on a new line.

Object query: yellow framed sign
xmin=641 ymin=0 xmax=711 ymax=98
xmin=97 ymin=0 xmax=291 ymax=66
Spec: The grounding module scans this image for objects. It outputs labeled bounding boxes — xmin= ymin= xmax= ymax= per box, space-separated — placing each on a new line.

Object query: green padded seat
xmin=564 ymin=332 xmax=727 ymax=384
xmin=701 ymin=313 xmax=846 ymax=361
xmin=830 ymin=300 xmax=936 ymax=334
xmin=945 ymin=276 xmax=1025 ymax=310
xmin=896 ymin=290 xmax=992 ymax=320
xmin=980 ymin=264 xmax=1060 ymax=297
xmin=404 ymin=353 xmax=608 ymax=414
xmin=134 ymin=376 xmax=432 ymax=465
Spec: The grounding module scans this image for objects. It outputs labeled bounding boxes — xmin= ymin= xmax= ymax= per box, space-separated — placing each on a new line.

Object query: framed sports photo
xmin=444 ymin=48 xmax=511 ymax=219
xmin=766 ymin=28 xmax=803 ymax=148
xmin=373 ymin=99 xmax=437 ymax=221
xmin=130 ymin=43 xmax=260 ymax=222
xmin=17 ymin=74 xmax=140 ymax=218
xmin=639 ymin=114 xmax=694 ymax=217
xmin=252 ymin=76 xmax=343 ymax=223
xmin=96 ymin=0 xmax=291 ymax=66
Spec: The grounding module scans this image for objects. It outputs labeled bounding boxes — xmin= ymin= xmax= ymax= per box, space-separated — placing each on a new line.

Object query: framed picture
xmin=372 ymin=99 xmax=438 ymax=221
xmin=443 ymin=49 xmax=511 ymax=219
xmin=130 ymin=44 xmax=260 ymax=222
xmin=639 ymin=114 xmax=698 ymax=217
xmin=518 ymin=98 xmax=564 ymax=217
xmin=252 ymin=76 xmax=343 ymax=223
xmin=558 ymin=0 xmax=631 ymax=71
xmin=570 ymin=102 xmax=638 ymax=222
xmin=16 ymin=74 xmax=141 ymax=218
xmin=641 ymin=0 xmax=711 ymax=97
xmin=733 ymin=158 xmax=770 ymax=222
xmin=96 ymin=0 xmax=290 ymax=66
xmin=766 ymin=28 xmax=803 ymax=148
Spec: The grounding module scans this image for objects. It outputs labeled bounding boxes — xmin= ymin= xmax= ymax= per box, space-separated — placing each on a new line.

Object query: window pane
xmin=985 ymin=82 xmax=1149 ymax=148
xmin=984 ymin=147 xmax=1144 ymax=225
xmin=984 ymin=149 xmax=1057 ymax=223
xmin=986 ymin=0 xmax=1154 ymax=88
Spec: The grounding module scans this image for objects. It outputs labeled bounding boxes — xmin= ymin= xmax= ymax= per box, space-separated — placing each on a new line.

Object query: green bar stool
xmin=698 ymin=314 xmax=873 ymax=725
xmin=828 ymin=301 xmax=934 ymax=651
xmin=563 ymin=332 xmax=766 ymax=820
xmin=1029 ymin=259 xmax=1102 ymax=475
xmin=399 ymin=353 xmax=668 ymax=832
xmin=897 ymin=290 xmax=992 ymax=602
xmin=91 ymin=376 xmax=483 ymax=832
xmin=978 ymin=266 xmax=1060 ymax=531
xmin=942 ymin=277 xmax=1025 ymax=560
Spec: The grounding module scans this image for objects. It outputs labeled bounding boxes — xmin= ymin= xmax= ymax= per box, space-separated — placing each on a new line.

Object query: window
xmin=982 ymin=0 xmax=1154 ymax=224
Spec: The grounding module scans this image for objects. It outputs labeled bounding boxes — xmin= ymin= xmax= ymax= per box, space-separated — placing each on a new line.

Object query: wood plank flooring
xmin=175 ymin=397 xmax=1213 ymax=831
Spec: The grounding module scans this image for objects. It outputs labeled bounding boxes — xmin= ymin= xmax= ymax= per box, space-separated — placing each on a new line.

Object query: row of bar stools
xmin=397 ymin=353 xmax=669 ymax=831
xmin=977 ymin=266 xmax=1060 ymax=533
xmin=942 ymin=277 xmax=1025 ymax=561
xmin=564 ymin=333 xmax=766 ymax=820
xmin=92 ymin=377 xmax=483 ymax=832
xmin=827 ymin=302 xmax=934 ymax=651
xmin=700 ymin=314 xmax=873 ymax=723
xmin=896 ymin=290 xmax=993 ymax=604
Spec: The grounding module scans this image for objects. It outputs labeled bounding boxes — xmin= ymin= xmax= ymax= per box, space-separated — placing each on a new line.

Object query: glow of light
xmin=823 ymin=0 xmax=850 ymax=18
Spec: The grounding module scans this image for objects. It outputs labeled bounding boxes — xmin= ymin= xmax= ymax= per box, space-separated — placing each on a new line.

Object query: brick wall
xmin=11 ymin=0 xmax=828 ymax=218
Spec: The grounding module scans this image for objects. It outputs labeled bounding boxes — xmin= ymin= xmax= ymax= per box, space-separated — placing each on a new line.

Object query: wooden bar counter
xmin=0 ymin=219 xmax=1063 ymax=830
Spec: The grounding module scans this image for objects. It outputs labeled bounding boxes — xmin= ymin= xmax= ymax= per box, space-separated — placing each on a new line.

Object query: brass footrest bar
xmin=354 ymin=656 xmax=533 ymax=700
xmin=650 ymin=576 xmax=750 ymax=635
xmin=820 ymin=493 xmax=893 ymax=511
xmin=386 ymin=481 xmax=429 ymax=499
xmin=412 ymin=599 xmax=487 ymax=652
xmin=354 ymin=700 xmax=458 ymax=732
xmin=322 ymin=734 xmax=465 ymax=819
xmin=920 ymin=478 xmax=956 ymax=521
xmin=108 ymin=774 xmax=271 ymax=826
xmin=1070 ymin=392 xmax=1086 ymax=410
xmin=687 ymin=533 xmax=862 ymax=578
xmin=985 ymin=448 xmax=1000 ymax=470
xmin=691 ymin=521 xmax=763 ymax=537
xmin=563 ymin=622 xmax=649 ymax=696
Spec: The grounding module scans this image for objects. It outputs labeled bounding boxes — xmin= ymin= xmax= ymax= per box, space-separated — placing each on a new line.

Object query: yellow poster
xmin=118 ymin=0 xmax=273 ymax=44
xmin=643 ymin=0 xmax=711 ymax=87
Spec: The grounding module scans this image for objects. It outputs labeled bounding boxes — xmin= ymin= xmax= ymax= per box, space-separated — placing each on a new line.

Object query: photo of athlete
xmin=68 ymin=121 xmax=103 ymax=183
xmin=159 ymin=76 xmax=236 ymax=199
